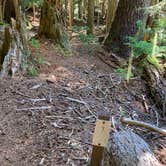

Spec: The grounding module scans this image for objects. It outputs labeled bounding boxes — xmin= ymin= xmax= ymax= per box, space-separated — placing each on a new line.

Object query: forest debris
xmin=142 ymin=95 xmax=149 ymax=113
xmin=12 ymin=90 xmax=32 ymax=98
xmin=29 ymin=98 xmax=47 ymax=104
xmin=96 ymin=49 xmax=125 ymax=68
xmin=121 ymin=117 xmax=166 ymax=136
xmin=66 ymin=97 xmax=97 ymax=118
xmin=30 ymin=84 xmax=42 ymax=90
xmin=16 ymin=106 xmax=52 ymax=111
xmin=39 ymin=158 xmax=45 ymax=165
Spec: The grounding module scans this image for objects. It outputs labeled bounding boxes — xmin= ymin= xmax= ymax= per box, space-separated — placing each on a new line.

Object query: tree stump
xmin=0 ymin=23 xmax=24 ymax=78
xmin=103 ymin=130 xmax=162 ymax=166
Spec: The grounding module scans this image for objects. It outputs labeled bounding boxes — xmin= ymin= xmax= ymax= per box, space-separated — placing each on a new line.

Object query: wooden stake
xmin=90 ymin=112 xmax=110 ymax=166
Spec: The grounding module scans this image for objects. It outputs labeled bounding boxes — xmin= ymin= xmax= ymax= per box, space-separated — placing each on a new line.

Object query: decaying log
xmin=103 ymin=130 xmax=162 ymax=166
xmin=144 ymin=64 xmax=166 ymax=116
xmin=121 ymin=118 xmax=166 ymax=136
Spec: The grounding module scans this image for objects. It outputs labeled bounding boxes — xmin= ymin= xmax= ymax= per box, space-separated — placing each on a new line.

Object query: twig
xmin=121 ymin=117 xmax=166 ymax=136
xmin=29 ymin=98 xmax=47 ymax=105
xmin=16 ymin=106 xmax=52 ymax=111
xmin=142 ymin=95 xmax=149 ymax=113
xmin=66 ymin=97 xmax=97 ymax=118
xmin=66 ymin=97 xmax=86 ymax=104
xmin=12 ymin=90 xmax=32 ymax=98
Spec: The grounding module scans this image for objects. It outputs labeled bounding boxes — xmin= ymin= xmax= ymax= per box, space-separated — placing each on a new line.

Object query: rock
xmin=103 ymin=130 xmax=162 ymax=166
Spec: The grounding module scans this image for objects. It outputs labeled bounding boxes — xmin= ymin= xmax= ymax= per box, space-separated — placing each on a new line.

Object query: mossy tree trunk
xmin=104 ymin=0 xmax=150 ymax=57
xmin=38 ymin=0 xmax=70 ymax=49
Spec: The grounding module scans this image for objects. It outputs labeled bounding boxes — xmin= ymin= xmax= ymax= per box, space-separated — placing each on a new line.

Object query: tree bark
xmin=0 ymin=0 xmax=16 ymax=23
xmin=38 ymin=0 xmax=70 ymax=49
xmin=78 ymin=0 xmax=83 ymax=19
xmin=104 ymin=0 xmax=150 ymax=57
xmin=102 ymin=0 xmax=106 ymax=19
xmin=87 ymin=0 xmax=95 ymax=34
xmin=106 ymin=0 xmax=119 ymax=33
xmin=68 ymin=0 xmax=73 ymax=29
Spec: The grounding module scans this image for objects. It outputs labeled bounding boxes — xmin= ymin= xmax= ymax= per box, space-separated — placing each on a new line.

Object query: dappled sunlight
xmin=0 ymin=0 xmax=166 ymax=165
xmin=39 ymin=65 xmax=88 ymax=90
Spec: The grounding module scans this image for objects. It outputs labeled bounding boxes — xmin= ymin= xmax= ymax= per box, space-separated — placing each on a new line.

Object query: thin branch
xmin=16 ymin=106 xmax=52 ymax=111
xmin=121 ymin=117 xmax=166 ymax=136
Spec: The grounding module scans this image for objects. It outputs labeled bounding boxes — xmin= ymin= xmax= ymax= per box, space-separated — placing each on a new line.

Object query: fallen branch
xmin=121 ymin=117 xmax=166 ymax=136
xmin=16 ymin=106 xmax=52 ymax=111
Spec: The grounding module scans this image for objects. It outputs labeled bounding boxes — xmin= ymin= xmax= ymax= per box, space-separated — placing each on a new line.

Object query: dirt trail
xmin=0 ymin=40 xmax=165 ymax=165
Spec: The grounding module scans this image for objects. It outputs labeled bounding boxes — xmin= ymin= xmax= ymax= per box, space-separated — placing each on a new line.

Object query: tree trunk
xmin=102 ymin=0 xmax=106 ymax=19
xmin=1 ymin=0 xmax=16 ymax=23
xmin=104 ymin=0 xmax=150 ymax=57
xmin=78 ymin=0 xmax=83 ymax=19
xmin=38 ymin=0 xmax=70 ymax=49
xmin=87 ymin=0 xmax=95 ymax=34
xmin=83 ymin=0 xmax=88 ymax=20
xmin=64 ymin=0 xmax=68 ymax=11
xmin=106 ymin=0 xmax=119 ymax=33
xmin=68 ymin=0 xmax=73 ymax=29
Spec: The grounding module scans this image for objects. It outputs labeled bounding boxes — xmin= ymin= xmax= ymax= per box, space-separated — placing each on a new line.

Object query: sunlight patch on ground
xmin=39 ymin=66 xmax=88 ymax=90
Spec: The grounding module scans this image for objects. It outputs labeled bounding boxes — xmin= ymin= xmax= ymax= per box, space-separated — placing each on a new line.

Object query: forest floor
xmin=0 ymin=30 xmax=166 ymax=165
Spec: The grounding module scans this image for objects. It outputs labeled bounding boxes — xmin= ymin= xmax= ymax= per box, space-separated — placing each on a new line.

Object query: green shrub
xmin=79 ymin=33 xmax=95 ymax=44
xmin=30 ymin=38 xmax=40 ymax=49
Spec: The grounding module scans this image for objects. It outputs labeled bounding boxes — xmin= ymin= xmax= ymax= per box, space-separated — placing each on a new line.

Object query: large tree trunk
xmin=106 ymin=0 xmax=119 ymax=33
xmin=104 ymin=0 xmax=150 ymax=57
xmin=68 ymin=0 xmax=73 ymax=29
xmin=78 ymin=0 xmax=83 ymax=19
xmin=38 ymin=0 xmax=70 ymax=49
xmin=87 ymin=0 xmax=95 ymax=34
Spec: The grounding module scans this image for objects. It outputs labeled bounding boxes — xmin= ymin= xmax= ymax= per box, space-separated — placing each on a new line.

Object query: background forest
xmin=0 ymin=0 xmax=166 ymax=165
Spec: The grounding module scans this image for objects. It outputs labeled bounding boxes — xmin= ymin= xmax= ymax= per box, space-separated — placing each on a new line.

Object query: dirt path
xmin=0 ymin=40 xmax=165 ymax=165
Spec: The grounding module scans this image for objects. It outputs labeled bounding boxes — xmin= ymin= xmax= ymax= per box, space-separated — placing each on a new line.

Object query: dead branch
xmin=16 ymin=106 xmax=52 ymax=111
xmin=121 ymin=117 xmax=166 ymax=136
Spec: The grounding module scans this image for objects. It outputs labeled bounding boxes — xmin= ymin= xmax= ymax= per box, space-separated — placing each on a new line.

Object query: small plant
xmin=52 ymin=44 xmax=72 ymax=56
xmin=114 ymin=67 xmax=134 ymax=79
xmin=79 ymin=33 xmax=95 ymax=44
xmin=73 ymin=25 xmax=89 ymax=33
xmin=35 ymin=55 xmax=45 ymax=65
xmin=27 ymin=65 xmax=38 ymax=76
xmin=30 ymin=38 xmax=40 ymax=49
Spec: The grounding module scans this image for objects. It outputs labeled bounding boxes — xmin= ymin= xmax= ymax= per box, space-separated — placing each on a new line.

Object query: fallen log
xmin=143 ymin=64 xmax=166 ymax=116
xmin=103 ymin=130 xmax=162 ymax=166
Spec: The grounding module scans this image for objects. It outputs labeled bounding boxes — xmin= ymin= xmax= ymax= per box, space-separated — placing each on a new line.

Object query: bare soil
xmin=0 ymin=39 xmax=165 ymax=166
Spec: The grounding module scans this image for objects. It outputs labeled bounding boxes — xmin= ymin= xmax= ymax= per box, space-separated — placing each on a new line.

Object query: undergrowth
xmin=122 ymin=9 xmax=166 ymax=82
